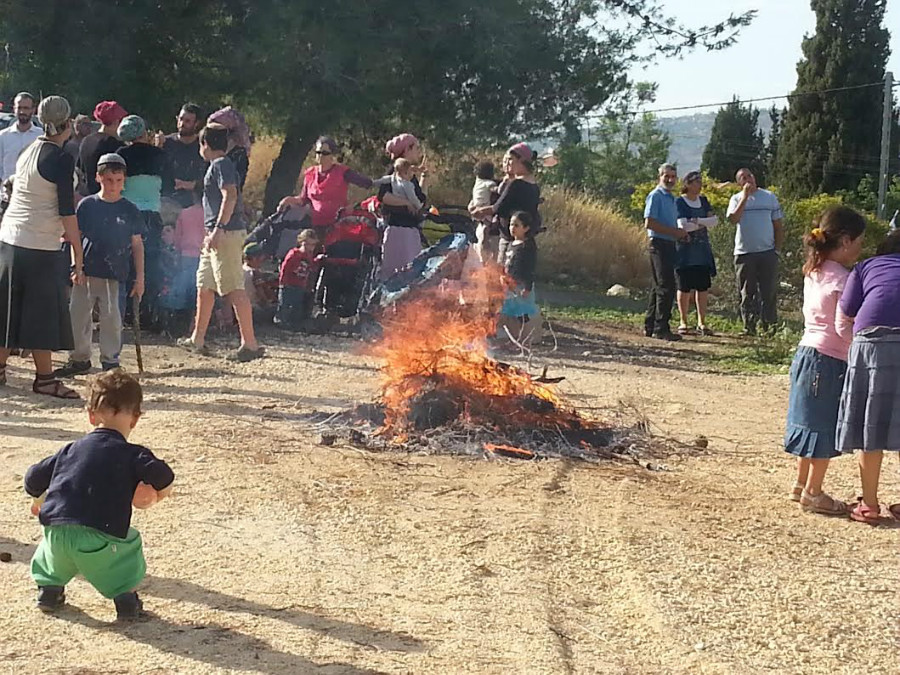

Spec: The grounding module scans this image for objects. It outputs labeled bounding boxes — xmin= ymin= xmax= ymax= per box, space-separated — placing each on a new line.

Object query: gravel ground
xmin=0 ymin=323 xmax=897 ymax=674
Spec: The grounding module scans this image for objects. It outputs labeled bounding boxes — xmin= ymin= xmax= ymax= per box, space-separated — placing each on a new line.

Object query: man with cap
xmin=78 ymin=101 xmax=128 ymax=196
xmin=0 ymin=92 xmax=43 ymax=181
xmin=117 ymin=114 xmax=174 ymax=330
xmin=55 ymin=151 xmax=145 ymax=377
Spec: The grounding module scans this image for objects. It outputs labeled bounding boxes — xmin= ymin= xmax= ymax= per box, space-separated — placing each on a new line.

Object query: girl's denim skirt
xmin=784 ymin=345 xmax=846 ymax=459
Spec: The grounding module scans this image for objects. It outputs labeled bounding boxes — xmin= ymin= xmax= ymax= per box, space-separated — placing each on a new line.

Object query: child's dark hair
xmin=87 ymin=369 xmax=142 ymax=415
xmin=876 ymin=229 xmax=900 ymax=256
xmin=97 ymin=164 xmax=126 ymax=177
xmin=511 ymin=210 xmax=534 ymax=232
xmin=475 ymin=161 xmax=495 ymax=180
xmin=802 ymin=205 xmax=866 ymax=275
xmin=199 ymin=124 xmax=229 ymax=152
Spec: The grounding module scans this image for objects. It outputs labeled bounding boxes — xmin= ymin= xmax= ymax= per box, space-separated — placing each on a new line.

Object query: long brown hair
xmin=802 ymin=206 xmax=866 ymax=275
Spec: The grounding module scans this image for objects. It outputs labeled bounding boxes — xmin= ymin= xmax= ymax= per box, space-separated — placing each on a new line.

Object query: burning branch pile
xmin=349 ymin=290 xmax=620 ymax=460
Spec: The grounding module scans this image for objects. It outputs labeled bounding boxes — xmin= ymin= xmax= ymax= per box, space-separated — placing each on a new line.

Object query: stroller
xmin=244 ymin=204 xmax=312 ymax=262
xmin=311 ymin=206 xmax=381 ymax=327
xmin=421 ymin=205 xmax=477 ymax=246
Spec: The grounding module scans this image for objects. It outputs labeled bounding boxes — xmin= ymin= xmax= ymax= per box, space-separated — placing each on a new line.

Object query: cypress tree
xmin=701 ymin=98 xmax=767 ymax=184
xmin=774 ymin=0 xmax=894 ymax=197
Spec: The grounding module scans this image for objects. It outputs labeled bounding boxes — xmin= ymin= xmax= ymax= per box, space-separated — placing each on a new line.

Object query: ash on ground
xmin=306 ymin=398 xmax=683 ymax=465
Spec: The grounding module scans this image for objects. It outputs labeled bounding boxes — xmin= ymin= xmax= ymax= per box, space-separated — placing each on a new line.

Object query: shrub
xmin=538 ymin=188 xmax=648 ymax=289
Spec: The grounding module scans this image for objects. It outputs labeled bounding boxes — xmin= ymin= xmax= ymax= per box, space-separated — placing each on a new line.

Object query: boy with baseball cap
xmin=55 ymin=153 xmax=145 ymax=376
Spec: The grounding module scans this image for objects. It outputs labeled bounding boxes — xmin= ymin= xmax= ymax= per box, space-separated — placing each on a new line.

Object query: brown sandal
xmin=32 ymin=377 xmax=80 ymax=400
xmin=800 ymin=490 xmax=850 ymax=516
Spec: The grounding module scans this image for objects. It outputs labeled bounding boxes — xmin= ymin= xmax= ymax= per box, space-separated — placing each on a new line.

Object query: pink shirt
xmin=798 ymin=260 xmax=852 ymax=361
xmin=175 ymin=203 xmax=206 ymax=258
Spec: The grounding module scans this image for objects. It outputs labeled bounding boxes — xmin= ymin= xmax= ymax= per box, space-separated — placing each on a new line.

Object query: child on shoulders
xmin=784 ymin=206 xmax=866 ymax=516
xmin=25 ymin=369 xmax=174 ymax=620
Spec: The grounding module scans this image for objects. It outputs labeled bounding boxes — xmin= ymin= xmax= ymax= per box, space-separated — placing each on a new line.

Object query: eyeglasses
xmin=315 ymin=150 xmax=332 ymax=156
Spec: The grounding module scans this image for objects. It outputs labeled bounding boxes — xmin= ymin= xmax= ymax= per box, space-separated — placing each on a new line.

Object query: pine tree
xmin=701 ymin=98 xmax=767 ymax=184
xmin=774 ymin=0 xmax=897 ymax=198
xmin=766 ymin=106 xmax=784 ymax=177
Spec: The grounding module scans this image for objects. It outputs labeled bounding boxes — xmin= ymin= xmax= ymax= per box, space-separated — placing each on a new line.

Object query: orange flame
xmin=369 ymin=272 xmax=575 ymax=434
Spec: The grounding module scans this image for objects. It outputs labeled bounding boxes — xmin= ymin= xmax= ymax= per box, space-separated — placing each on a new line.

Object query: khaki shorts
xmin=197 ymin=229 xmax=245 ymax=296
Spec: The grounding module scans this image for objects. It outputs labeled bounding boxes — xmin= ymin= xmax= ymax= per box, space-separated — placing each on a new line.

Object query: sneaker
xmin=37 ymin=585 xmax=66 ymax=613
xmin=101 ymin=362 xmax=120 ymax=372
xmin=114 ymin=591 xmax=145 ymax=621
xmin=653 ymin=331 xmax=682 ymax=342
xmin=52 ymin=360 xmax=91 ymax=378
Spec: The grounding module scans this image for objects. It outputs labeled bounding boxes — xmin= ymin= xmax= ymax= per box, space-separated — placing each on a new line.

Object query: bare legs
xmin=795 ymin=457 xmax=830 ymax=496
xmin=189 ymin=288 xmax=258 ymax=351
xmin=676 ymin=290 xmax=709 ymax=329
xmin=858 ymin=451 xmax=883 ymax=507
xmin=0 ymin=347 xmax=53 ymax=376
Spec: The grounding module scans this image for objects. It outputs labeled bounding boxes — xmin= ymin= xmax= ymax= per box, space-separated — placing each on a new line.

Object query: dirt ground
xmin=1 ymin=321 xmax=897 ymax=675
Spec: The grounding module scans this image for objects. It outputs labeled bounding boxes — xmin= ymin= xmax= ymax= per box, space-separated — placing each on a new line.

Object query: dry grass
xmin=244 ymin=136 xmax=286 ymax=212
xmin=539 ymin=188 xmax=648 ymax=290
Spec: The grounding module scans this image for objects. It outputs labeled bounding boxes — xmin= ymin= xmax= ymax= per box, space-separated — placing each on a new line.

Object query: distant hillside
xmin=660 ymin=110 xmax=773 ymax=172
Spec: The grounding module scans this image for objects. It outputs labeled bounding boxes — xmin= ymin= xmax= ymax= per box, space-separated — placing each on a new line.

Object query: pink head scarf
xmin=508 ymin=142 xmax=535 ymax=164
xmin=207 ymin=106 xmax=252 ymax=155
xmin=385 ymin=133 xmax=418 ymax=159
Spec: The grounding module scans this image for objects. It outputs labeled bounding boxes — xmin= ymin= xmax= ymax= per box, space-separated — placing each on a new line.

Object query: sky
xmin=630 ymin=0 xmax=900 ymax=117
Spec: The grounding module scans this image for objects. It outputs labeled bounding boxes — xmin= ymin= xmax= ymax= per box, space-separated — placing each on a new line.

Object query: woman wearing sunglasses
xmin=278 ymin=136 xmax=373 ymax=235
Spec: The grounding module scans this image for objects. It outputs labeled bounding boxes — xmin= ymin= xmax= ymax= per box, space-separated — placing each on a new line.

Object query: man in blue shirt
xmin=644 ymin=163 xmax=688 ymax=340
xmin=726 ymin=168 xmax=784 ymax=336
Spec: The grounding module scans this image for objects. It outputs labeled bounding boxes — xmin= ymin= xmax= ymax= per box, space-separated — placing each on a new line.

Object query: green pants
xmin=31 ymin=525 xmax=146 ymax=599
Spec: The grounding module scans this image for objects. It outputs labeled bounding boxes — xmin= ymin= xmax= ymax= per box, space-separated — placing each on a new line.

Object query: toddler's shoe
xmin=114 ymin=591 xmax=145 ymax=621
xmin=36 ymin=585 xmax=66 ymax=613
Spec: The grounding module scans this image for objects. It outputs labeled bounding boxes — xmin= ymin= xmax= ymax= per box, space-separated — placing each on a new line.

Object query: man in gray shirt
xmin=726 ymin=168 xmax=784 ymax=336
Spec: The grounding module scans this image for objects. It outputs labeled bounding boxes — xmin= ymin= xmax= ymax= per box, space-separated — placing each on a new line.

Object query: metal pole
xmin=877 ymin=71 xmax=893 ymax=220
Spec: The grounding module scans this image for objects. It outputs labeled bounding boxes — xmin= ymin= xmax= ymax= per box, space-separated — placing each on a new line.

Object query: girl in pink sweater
xmin=784 ymin=206 xmax=866 ymax=516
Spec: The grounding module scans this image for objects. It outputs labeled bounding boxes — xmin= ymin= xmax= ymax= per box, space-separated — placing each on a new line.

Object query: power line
xmin=585 ymin=80 xmax=892 ymax=119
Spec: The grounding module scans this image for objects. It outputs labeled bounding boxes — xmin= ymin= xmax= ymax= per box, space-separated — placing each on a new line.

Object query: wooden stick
xmin=132 ymin=296 xmax=143 ymax=374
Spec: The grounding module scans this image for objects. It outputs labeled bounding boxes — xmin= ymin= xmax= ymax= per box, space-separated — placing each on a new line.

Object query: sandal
xmin=799 ymin=490 xmax=849 ymax=516
xmin=888 ymin=503 xmax=900 ymax=520
xmin=849 ymin=501 xmax=881 ymax=525
xmin=676 ymin=325 xmax=692 ymax=336
xmin=32 ymin=376 xmax=80 ymax=400
xmin=227 ymin=346 xmax=265 ymax=363
xmin=790 ymin=483 xmax=804 ymax=502
xmin=698 ymin=326 xmax=715 ymax=337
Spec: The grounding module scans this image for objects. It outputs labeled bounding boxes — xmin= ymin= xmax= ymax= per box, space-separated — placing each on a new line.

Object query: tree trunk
xmin=263 ymin=126 xmax=319 ymax=216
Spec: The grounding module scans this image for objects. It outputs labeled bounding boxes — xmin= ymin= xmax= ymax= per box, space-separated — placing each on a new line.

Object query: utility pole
xmin=877 ymin=71 xmax=893 ymax=220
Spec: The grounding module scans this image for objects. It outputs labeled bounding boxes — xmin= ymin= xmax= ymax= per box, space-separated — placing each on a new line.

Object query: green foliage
xmin=544 ymin=84 xmax=671 ymax=208
xmin=701 ymin=98 xmax=768 ymax=184
xmin=774 ymin=0 xmax=898 ymax=198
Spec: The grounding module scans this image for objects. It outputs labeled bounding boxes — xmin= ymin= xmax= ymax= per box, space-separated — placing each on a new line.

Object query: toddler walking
xmin=784 ymin=206 xmax=865 ymax=515
xmin=25 ymin=369 xmax=174 ymax=619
